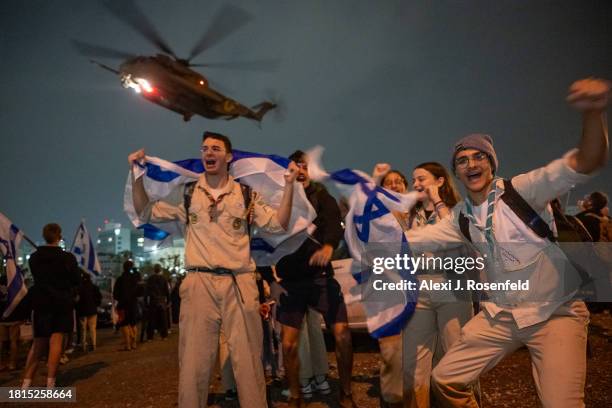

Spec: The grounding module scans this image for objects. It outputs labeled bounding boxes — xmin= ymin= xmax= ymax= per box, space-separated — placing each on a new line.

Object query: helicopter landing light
xmin=199 ymin=80 xmax=205 ymax=85
xmin=136 ymin=78 xmax=153 ymax=93
xmin=120 ymin=74 xmax=154 ymax=94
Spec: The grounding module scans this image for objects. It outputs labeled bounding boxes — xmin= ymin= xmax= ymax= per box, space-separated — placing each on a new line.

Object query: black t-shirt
xmin=275 ymin=182 xmax=343 ymax=281
xmin=28 ymin=246 xmax=81 ymax=311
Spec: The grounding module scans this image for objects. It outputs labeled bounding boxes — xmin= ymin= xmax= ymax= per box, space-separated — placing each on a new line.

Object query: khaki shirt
xmin=145 ymin=175 xmax=284 ymax=273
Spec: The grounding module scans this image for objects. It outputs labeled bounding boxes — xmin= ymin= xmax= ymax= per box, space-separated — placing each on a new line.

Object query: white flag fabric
xmin=308 ymin=147 xmax=420 ymax=338
xmin=123 ymin=150 xmax=316 ymax=265
xmin=71 ymin=221 xmax=101 ymax=276
xmin=0 ymin=212 xmax=28 ymax=318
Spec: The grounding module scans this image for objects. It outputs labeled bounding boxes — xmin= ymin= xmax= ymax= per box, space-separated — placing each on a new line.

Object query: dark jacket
xmin=576 ymin=210 xmax=603 ymax=242
xmin=76 ymin=276 xmax=102 ymax=317
xmin=146 ymin=273 xmax=169 ymax=305
xmin=276 ymin=182 xmax=343 ymax=281
xmin=28 ymin=246 xmax=81 ymax=312
xmin=113 ymin=272 xmax=142 ymax=309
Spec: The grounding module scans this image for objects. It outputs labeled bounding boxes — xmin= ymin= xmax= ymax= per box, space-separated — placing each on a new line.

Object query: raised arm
xmin=566 ymin=78 xmax=610 ymax=174
xmin=275 ymin=162 xmax=299 ymax=230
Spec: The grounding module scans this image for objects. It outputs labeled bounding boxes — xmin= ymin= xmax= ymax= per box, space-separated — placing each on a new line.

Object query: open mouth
xmin=466 ymin=171 xmax=483 ymax=183
xmin=204 ymin=159 xmax=217 ymax=167
xmin=297 ymin=175 xmax=306 ymax=182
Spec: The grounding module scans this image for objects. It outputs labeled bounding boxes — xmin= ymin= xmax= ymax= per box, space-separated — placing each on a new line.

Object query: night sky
xmin=1 ymin=0 xmax=610 ymax=242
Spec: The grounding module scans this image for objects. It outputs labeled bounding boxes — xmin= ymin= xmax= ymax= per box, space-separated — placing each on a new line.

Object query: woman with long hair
xmin=401 ymin=162 xmax=474 ymax=408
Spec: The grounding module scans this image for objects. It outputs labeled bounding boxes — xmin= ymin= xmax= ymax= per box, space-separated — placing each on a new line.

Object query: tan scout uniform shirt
xmin=145 ymin=175 xmax=284 ymax=273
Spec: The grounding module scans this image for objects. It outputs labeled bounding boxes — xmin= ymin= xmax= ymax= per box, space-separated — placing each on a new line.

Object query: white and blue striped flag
xmin=308 ymin=147 xmax=420 ymax=338
xmin=0 ymin=212 xmax=28 ymax=318
xmin=123 ymin=150 xmax=316 ymax=265
xmin=71 ymin=221 xmax=101 ymax=276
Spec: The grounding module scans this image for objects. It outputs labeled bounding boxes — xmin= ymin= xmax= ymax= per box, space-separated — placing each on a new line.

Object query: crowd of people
xmin=0 ymin=77 xmax=608 ymax=408
xmin=1 ymin=232 xmax=180 ymax=384
xmin=127 ymin=77 xmax=611 ymax=408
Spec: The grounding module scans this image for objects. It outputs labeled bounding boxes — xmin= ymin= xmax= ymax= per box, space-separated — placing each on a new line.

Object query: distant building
xmin=95 ymin=221 xmax=144 ymax=277
xmin=93 ymin=220 xmax=185 ymax=278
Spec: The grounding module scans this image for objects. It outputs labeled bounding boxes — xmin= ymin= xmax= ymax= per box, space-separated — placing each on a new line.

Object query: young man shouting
xmin=128 ymin=132 xmax=298 ymax=408
xmin=403 ymin=78 xmax=609 ymax=407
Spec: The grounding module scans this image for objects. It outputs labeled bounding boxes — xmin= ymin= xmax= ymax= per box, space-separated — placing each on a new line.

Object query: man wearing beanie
xmin=402 ymin=78 xmax=609 ymax=408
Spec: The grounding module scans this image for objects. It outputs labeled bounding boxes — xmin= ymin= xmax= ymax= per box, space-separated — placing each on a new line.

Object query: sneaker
xmin=224 ymin=388 xmax=238 ymax=401
xmin=59 ymin=355 xmax=69 ymax=365
xmin=64 ymin=348 xmax=74 ymax=355
xmin=312 ymin=377 xmax=331 ymax=395
xmin=281 ymin=382 xmax=314 ymax=399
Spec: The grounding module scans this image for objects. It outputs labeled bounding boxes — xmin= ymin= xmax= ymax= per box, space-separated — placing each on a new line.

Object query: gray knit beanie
xmin=451 ymin=133 xmax=498 ymax=174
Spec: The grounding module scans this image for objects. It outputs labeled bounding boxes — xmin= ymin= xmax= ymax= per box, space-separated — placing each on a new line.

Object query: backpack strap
xmin=458 ymin=212 xmax=472 ymax=243
xmin=499 ymin=178 xmax=556 ymax=242
xmin=183 ymin=181 xmax=197 ymax=227
xmin=240 ymin=183 xmax=253 ymax=236
xmin=184 ymin=181 xmax=253 ymax=233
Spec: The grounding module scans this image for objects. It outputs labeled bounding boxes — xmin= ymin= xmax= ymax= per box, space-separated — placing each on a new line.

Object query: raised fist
xmin=372 ymin=163 xmax=391 ymax=180
xmin=567 ymin=78 xmax=610 ymax=112
xmin=128 ymin=148 xmax=146 ymax=167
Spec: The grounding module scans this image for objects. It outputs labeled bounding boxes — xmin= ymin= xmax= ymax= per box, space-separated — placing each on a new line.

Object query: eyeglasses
xmin=200 ymin=146 xmax=225 ymax=154
xmin=454 ymin=152 xmax=489 ymax=169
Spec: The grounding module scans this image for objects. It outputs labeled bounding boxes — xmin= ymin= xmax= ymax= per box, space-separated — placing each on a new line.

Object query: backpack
xmin=458 ymin=179 xmax=607 ymax=296
xmin=582 ymin=213 xmax=612 ymax=242
xmin=183 ymin=181 xmax=253 ymax=235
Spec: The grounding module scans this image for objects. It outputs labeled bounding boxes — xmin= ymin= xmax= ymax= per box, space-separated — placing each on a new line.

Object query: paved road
xmin=1 ymin=312 xmax=610 ymax=407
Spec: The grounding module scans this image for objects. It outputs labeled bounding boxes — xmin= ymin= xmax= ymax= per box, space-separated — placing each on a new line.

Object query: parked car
xmin=331 ymin=259 xmax=367 ymax=331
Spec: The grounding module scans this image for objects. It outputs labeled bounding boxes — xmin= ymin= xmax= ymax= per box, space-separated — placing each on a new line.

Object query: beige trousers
xmin=79 ymin=315 xmax=97 ymax=349
xmin=219 ymin=331 xmax=236 ymax=391
xmin=402 ymin=276 xmax=474 ymax=408
xmin=379 ymin=334 xmax=402 ymax=403
xmin=297 ymin=309 xmax=329 ymax=382
xmin=431 ymin=300 xmax=589 ymax=408
xmin=178 ymin=272 xmax=266 ymax=408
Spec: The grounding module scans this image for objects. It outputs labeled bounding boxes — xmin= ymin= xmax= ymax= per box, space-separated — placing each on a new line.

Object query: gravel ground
xmin=1 ymin=312 xmax=610 ymax=407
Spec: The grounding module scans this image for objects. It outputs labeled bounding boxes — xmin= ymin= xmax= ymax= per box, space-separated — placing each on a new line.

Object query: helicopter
xmin=73 ymin=1 xmax=277 ymax=122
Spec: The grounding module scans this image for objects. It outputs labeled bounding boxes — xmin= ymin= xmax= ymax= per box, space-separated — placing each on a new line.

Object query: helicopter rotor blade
xmin=89 ymin=59 xmax=121 ymax=75
xmin=102 ymin=0 xmax=177 ymax=58
xmin=187 ymin=4 xmax=252 ymax=62
xmin=190 ymin=59 xmax=279 ymax=72
xmin=72 ymin=40 xmax=135 ymax=60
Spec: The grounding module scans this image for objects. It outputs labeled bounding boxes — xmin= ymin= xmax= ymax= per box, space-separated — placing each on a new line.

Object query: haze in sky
xmin=1 ymin=0 xmax=610 ymax=240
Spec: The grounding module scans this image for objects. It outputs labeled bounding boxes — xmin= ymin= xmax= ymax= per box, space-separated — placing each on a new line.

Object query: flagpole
xmin=22 ymin=233 xmax=38 ymax=249
xmin=70 ymin=219 xmax=84 ymax=251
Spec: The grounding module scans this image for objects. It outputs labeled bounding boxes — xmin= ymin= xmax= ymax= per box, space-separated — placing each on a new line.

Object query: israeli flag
xmin=0 ymin=212 xmax=28 ymax=318
xmin=308 ymin=147 xmax=420 ymax=338
xmin=70 ymin=221 xmax=101 ymax=276
xmin=123 ymin=150 xmax=316 ymax=265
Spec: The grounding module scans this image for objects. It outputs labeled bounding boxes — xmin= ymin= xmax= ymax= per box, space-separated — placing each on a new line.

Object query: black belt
xmin=186 ymin=267 xmax=244 ymax=303
xmin=187 ymin=267 xmax=233 ymax=275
